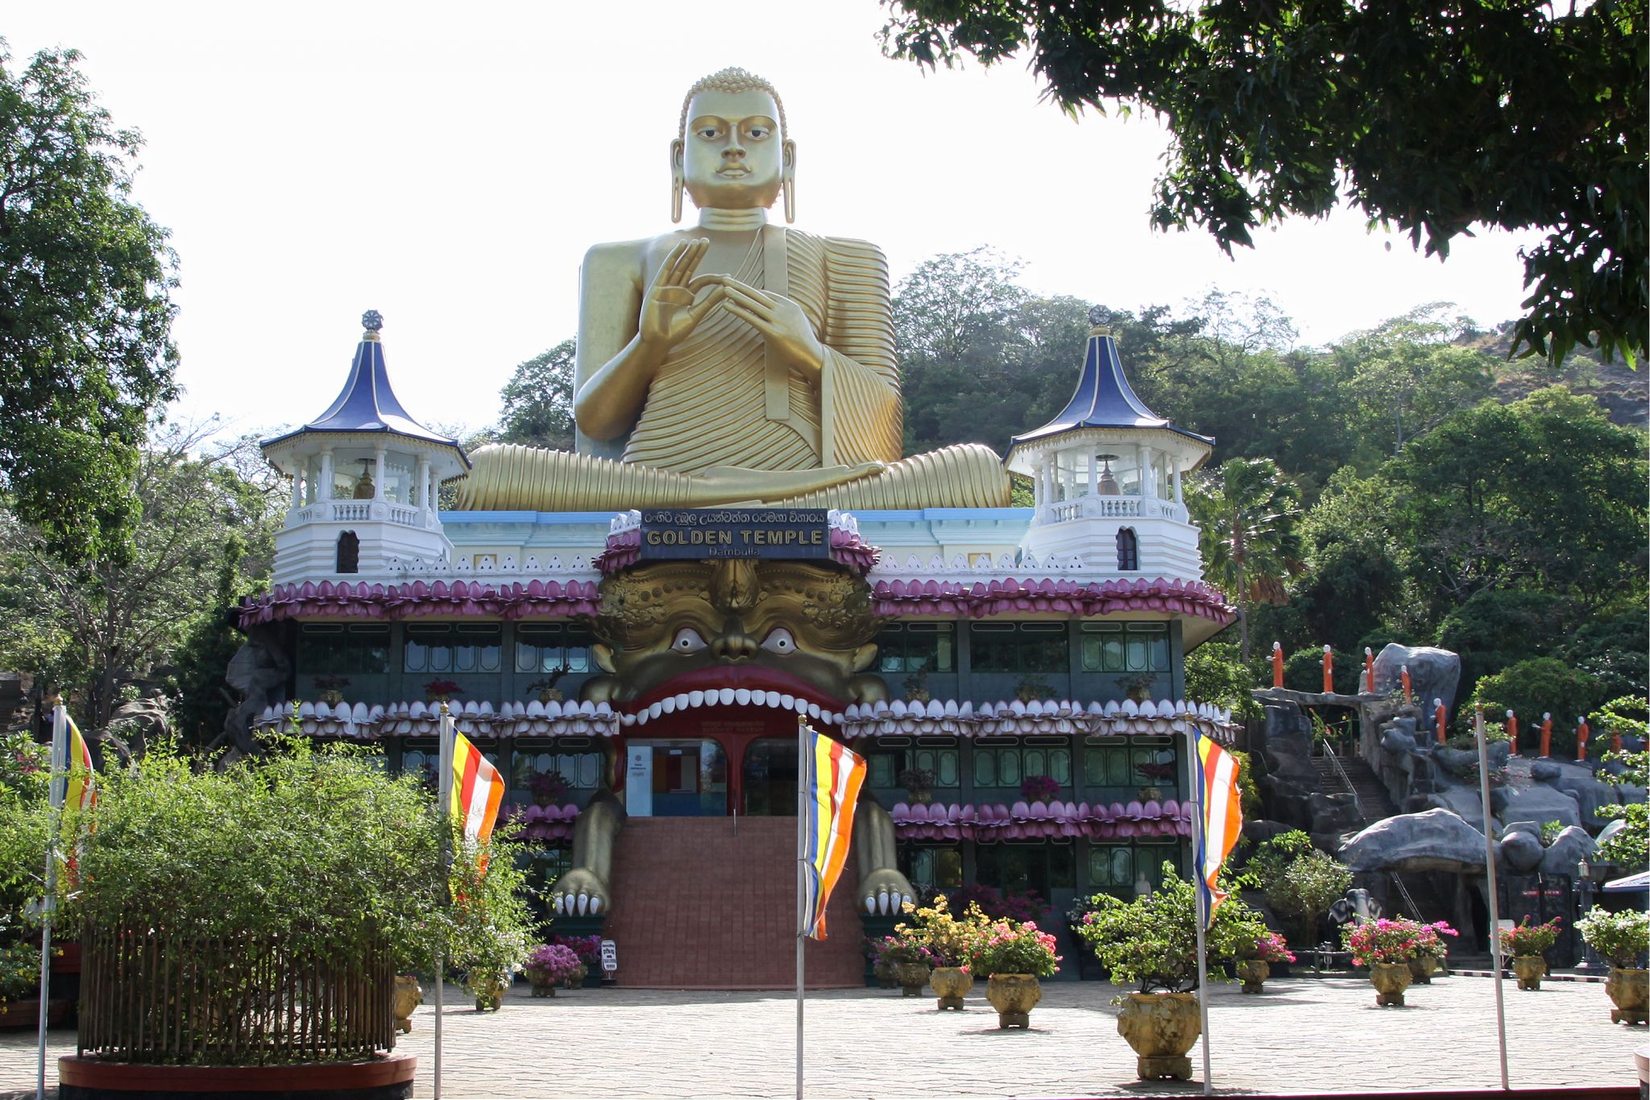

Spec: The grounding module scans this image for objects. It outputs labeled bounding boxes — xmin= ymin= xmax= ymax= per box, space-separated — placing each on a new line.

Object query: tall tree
xmin=879 ymin=0 xmax=1647 ymax=365
xmin=0 ymin=425 xmax=281 ymax=730
xmin=0 ymin=45 xmax=179 ymax=562
xmin=496 ymin=339 xmax=576 ymax=451
xmin=1188 ymin=457 xmax=1303 ymax=660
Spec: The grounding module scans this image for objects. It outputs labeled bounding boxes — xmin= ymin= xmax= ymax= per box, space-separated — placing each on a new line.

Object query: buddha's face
xmin=678 ymin=88 xmax=790 ymax=211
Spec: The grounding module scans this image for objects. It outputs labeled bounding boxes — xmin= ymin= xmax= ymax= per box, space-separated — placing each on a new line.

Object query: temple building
xmin=232 ymin=68 xmax=1235 ymax=988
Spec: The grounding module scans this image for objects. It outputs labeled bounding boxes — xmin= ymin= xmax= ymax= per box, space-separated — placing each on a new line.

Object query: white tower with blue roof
xmin=261 ymin=311 xmax=470 ymax=585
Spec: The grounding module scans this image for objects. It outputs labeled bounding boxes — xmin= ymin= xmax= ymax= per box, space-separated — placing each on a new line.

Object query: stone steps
xmin=602 ymin=816 xmax=866 ymax=990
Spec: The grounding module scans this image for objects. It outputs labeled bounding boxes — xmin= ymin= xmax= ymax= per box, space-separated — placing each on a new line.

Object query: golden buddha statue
xmin=456 ymin=68 xmax=1008 ymax=512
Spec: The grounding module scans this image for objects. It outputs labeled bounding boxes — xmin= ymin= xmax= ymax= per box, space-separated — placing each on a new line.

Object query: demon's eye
xmin=760 ymin=627 xmax=796 ymax=655
xmin=671 ymin=627 xmax=707 ymax=653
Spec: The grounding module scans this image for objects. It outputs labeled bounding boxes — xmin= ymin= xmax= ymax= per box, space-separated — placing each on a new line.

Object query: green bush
xmin=1468 ymin=657 xmax=1604 ymax=757
xmin=1264 ymin=849 xmax=1353 ymax=945
xmin=1072 ymin=863 xmax=1252 ymax=991
xmin=1576 ymin=906 xmax=1649 ymax=969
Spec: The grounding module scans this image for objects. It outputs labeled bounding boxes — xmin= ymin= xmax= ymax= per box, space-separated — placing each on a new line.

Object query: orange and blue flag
xmin=799 ymin=723 xmax=865 ymax=941
xmin=451 ymin=728 xmax=506 ymax=862
xmin=1193 ymin=733 xmax=1242 ymax=925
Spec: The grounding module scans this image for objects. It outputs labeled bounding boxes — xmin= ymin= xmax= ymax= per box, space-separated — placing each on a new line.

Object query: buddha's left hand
xmin=712 ymin=276 xmax=825 ymax=377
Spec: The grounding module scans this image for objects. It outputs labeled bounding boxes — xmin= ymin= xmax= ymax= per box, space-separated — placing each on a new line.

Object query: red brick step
xmin=602 ymin=816 xmax=866 ymax=990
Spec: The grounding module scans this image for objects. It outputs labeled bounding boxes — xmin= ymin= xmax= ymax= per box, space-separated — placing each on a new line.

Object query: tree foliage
xmin=879 ymin=0 xmax=1648 ymax=365
xmin=497 ymin=339 xmax=576 ymax=451
xmin=0 ymin=45 xmax=179 ymax=562
xmin=0 ymin=424 xmax=282 ymax=731
xmin=1187 ymin=457 xmax=1303 ymax=661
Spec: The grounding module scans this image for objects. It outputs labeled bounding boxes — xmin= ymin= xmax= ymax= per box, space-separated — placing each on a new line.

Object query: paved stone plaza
xmin=1 ymin=973 xmax=1643 ymax=1098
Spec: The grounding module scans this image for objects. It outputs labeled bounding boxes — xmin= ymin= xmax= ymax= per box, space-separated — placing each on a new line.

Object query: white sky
xmin=10 ymin=2 xmax=1543 ymax=443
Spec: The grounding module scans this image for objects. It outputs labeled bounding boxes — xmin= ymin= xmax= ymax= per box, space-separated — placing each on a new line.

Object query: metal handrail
xmin=1320 ymin=742 xmax=1364 ymax=820
xmin=1323 ymin=744 xmax=1427 ymax=920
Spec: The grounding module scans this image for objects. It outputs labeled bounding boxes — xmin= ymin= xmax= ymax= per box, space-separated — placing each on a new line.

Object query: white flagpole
xmin=795 ymin=714 xmax=807 ymax=1100
xmin=434 ymin=704 xmax=454 ymax=1100
xmin=1475 ymin=706 xmax=1510 ymax=1089
xmin=37 ymin=699 xmax=67 ymax=1100
xmin=1184 ymin=726 xmax=1213 ymax=1096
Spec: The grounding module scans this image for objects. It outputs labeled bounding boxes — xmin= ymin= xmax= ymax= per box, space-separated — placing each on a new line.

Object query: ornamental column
xmin=415 ymin=456 xmax=431 ymax=510
xmin=319 ymin=449 xmax=335 ymax=502
xmin=373 ymin=447 xmax=387 ymax=501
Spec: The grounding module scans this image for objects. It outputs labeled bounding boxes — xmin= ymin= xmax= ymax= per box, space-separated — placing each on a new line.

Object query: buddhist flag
xmin=1194 ymin=733 xmax=1243 ymax=924
xmin=799 ymin=724 xmax=865 ymax=941
xmin=450 ymin=728 xmax=505 ymax=852
xmin=64 ymin=714 xmax=96 ymax=814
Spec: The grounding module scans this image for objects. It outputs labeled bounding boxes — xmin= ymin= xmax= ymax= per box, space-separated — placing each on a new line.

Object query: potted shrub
xmin=971 ymin=917 xmax=1060 ymax=1028
xmin=1410 ymin=920 xmax=1458 ymax=983
xmin=895 ymin=895 xmax=984 ymax=1009
xmin=1500 ymin=917 xmax=1561 ymax=991
xmin=552 ymin=933 xmax=604 ymax=986
xmin=1073 ymin=864 xmax=1248 ymax=1080
xmin=312 ymin=674 xmax=350 ymax=705
xmin=52 ymin=738 xmax=535 ymax=1094
xmin=1342 ymin=918 xmax=1431 ymax=1006
xmin=897 ymin=766 xmax=935 ymax=805
xmin=527 ymin=664 xmax=570 ymax=704
xmin=523 ymin=942 xmax=584 ymax=996
xmin=1230 ymin=922 xmax=1295 ymax=994
xmin=425 ymin=678 xmax=464 ymax=704
xmin=868 ymin=934 xmax=938 ymax=996
xmin=1019 ymin=774 xmax=1061 ymax=803
xmin=1577 ymin=906 xmax=1649 ymax=1024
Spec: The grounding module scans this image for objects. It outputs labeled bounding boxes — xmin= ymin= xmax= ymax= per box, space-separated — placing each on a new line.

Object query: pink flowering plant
xmin=971 ymin=918 xmax=1061 ymax=977
xmin=1499 ymin=916 xmax=1560 ymax=957
xmin=552 ymin=933 xmax=603 ymax=969
xmin=869 ymin=934 xmax=941 ymax=970
xmin=524 ymin=942 xmax=584 ymax=986
xmin=1341 ymin=917 xmax=1433 ymax=966
xmin=1248 ymin=929 xmax=1296 ymax=964
xmin=1020 ymin=775 xmax=1061 ymax=802
xmin=1415 ymin=919 xmax=1459 ymax=960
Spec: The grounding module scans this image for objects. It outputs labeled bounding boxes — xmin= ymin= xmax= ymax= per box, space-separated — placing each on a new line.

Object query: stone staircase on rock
xmin=602 ymin=816 xmax=867 ymax=990
xmin=1314 ymin=749 xmax=1451 ymax=927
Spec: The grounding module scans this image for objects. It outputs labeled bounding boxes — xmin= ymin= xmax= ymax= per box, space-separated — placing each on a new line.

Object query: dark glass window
xmin=967 ymin=622 xmax=1068 ymax=674
xmin=515 ymin=624 xmax=594 ymax=675
xmin=1116 ymin=527 xmax=1139 ymax=571
xmin=874 ymin=622 xmax=955 ymax=674
xmin=1079 ymin=623 xmax=1170 ymax=672
xmin=403 ymin=623 xmax=502 ymax=674
xmin=299 ymin=623 xmax=389 ymax=674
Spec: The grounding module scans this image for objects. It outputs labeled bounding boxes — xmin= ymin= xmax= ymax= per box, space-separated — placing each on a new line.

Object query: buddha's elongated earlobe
xmin=670 ymin=139 xmax=685 ymax=224
xmin=782 ymin=140 xmax=796 ymax=224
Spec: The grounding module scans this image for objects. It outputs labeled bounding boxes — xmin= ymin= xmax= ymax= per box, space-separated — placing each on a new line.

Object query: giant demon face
xmin=581 ymin=559 xmax=887 ymax=721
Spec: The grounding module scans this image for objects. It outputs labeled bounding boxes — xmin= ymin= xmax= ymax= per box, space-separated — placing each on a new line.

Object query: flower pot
xmin=929 ymin=965 xmax=973 ymax=1010
xmin=893 ymin=962 xmax=932 ymax=998
xmin=1235 ymin=958 xmax=1269 ymax=994
xmin=393 ymin=975 xmax=422 ymax=1034
xmin=907 ymin=790 xmax=933 ymax=805
xmin=471 ymin=974 xmax=508 ymax=1011
xmin=1408 ymin=954 xmax=1440 ymax=984
xmin=1605 ymin=966 xmax=1648 ymax=1025
xmin=532 ymin=981 xmax=557 ymax=997
xmin=1369 ymin=961 xmax=1412 ymax=1006
xmin=985 ymin=973 xmax=1041 ymax=1029
xmin=1116 ymin=991 xmax=1201 ymax=1081
xmin=1510 ymin=954 xmax=1546 ymax=992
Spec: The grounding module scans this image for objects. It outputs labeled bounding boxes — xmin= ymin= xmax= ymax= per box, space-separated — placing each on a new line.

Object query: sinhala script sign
xmin=638 ymin=508 xmax=830 ymax=560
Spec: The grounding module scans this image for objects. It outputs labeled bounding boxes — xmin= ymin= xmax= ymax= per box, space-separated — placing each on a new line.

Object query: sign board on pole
xmin=600 ymin=939 xmax=618 ymax=973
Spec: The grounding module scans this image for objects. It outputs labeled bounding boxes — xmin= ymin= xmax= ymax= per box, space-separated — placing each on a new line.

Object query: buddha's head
xmin=672 ymin=67 xmax=795 ymax=222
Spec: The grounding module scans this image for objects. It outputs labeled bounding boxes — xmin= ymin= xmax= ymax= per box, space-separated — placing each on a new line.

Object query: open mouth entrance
xmin=620 ymin=707 xmax=810 ymax=818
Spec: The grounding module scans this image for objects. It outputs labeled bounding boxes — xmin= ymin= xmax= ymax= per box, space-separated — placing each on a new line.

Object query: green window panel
xmin=404 ymin=624 xmax=502 ymax=675
xmin=1086 ymin=842 xmax=1182 ymax=894
xmin=967 ymin=622 xmax=1068 ymax=674
xmin=515 ymin=623 xmax=594 ymax=676
xmin=1078 ymin=622 xmax=1171 ymax=673
xmin=298 ymin=624 xmax=390 ymax=675
xmin=974 ymin=746 xmax=1071 ymax=790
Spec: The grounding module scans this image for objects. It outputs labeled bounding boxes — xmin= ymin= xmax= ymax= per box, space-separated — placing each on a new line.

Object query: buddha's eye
xmin=696 ymin=125 xmax=721 ymax=139
xmin=746 ymin=124 xmax=770 ymax=140
xmin=671 ymin=627 xmax=707 ymax=653
xmin=760 ymin=628 xmax=796 ymax=655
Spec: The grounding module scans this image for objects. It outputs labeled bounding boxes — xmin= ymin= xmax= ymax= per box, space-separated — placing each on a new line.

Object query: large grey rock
xmin=1382 ymin=726 xmax=1420 ymax=756
xmin=1539 ymin=826 xmax=1596 ymax=876
xmin=1498 ymin=831 xmax=1545 ymax=872
xmin=1501 ymin=820 xmax=1543 ymax=840
xmin=1372 ymin=644 xmax=1461 ymax=711
xmin=224 ymin=625 xmax=292 ymax=753
xmin=1532 ymin=759 xmax=1623 ymax=829
xmin=1425 ymin=786 xmax=1496 ymax=833
xmin=1493 ymin=786 xmax=1581 ymax=830
xmin=1340 ymin=807 xmax=1488 ymax=873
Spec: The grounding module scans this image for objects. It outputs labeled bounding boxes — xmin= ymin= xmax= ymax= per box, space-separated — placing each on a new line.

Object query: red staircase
xmin=602 ymin=816 xmax=867 ymax=990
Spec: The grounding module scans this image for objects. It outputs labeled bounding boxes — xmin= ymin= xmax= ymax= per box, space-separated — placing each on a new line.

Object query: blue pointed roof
xmin=1010 ymin=330 xmax=1213 ymax=450
xmin=263 ymin=311 xmax=468 ymax=465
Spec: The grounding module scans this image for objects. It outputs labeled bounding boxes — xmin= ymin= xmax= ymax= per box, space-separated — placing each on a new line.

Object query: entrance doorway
xmin=624 ymin=739 xmax=727 ymax=817
xmin=740 ymin=738 xmax=798 ymax=816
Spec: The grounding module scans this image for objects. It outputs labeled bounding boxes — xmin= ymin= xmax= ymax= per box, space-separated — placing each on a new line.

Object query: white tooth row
xmin=621 ymin=689 xmax=840 ymax=727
